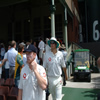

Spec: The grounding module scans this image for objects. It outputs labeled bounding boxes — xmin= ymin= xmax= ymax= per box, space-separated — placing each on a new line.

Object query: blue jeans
xmin=15 ymin=79 xmax=20 ymax=87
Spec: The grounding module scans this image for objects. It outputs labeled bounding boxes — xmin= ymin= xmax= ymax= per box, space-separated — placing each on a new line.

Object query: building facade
xmin=0 ymin=0 xmax=80 ymax=46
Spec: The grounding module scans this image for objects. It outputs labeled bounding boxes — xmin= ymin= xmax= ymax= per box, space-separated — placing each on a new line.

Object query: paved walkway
xmin=65 ymin=73 xmax=100 ymax=89
xmin=48 ymin=73 xmax=100 ymax=100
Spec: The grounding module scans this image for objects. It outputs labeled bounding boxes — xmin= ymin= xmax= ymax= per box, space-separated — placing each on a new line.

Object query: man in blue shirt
xmin=7 ymin=40 xmax=18 ymax=78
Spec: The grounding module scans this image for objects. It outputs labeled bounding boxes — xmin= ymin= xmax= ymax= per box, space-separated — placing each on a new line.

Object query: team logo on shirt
xmin=23 ymin=73 xmax=26 ymax=79
xmin=48 ymin=57 xmax=51 ymax=61
xmin=43 ymin=73 xmax=46 ymax=77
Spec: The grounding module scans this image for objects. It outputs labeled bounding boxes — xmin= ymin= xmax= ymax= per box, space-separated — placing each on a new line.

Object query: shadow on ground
xmin=62 ymin=87 xmax=100 ymax=100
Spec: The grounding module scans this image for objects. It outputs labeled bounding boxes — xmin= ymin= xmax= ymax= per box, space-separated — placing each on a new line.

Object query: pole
xmin=51 ymin=0 xmax=56 ymax=37
xmin=85 ymin=0 xmax=88 ymax=42
xmin=64 ymin=8 xmax=68 ymax=50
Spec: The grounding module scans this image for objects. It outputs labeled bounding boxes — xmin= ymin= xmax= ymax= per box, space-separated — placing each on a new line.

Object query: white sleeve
xmin=18 ymin=70 xmax=23 ymax=89
xmin=39 ymin=67 xmax=47 ymax=83
xmin=38 ymin=42 xmax=41 ymax=49
xmin=4 ymin=53 xmax=7 ymax=59
xmin=61 ymin=54 xmax=66 ymax=68
xmin=43 ymin=54 xmax=47 ymax=69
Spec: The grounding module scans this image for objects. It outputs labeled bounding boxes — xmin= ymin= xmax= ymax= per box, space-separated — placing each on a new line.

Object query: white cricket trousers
xmin=39 ymin=49 xmax=44 ymax=59
xmin=48 ymin=76 xmax=62 ymax=100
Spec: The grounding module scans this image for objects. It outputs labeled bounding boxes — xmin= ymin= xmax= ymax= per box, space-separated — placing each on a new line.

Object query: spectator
xmin=59 ymin=43 xmax=68 ymax=86
xmin=38 ymin=38 xmax=45 ymax=65
xmin=44 ymin=38 xmax=51 ymax=53
xmin=14 ymin=44 xmax=24 ymax=87
xmin=2 ymin=45 xmax=11 ymax=80
xmin=60 ymin=43 xmax=67 ymax=64
xmin=0 ymin=43 xmax=5 ymax=60
xmin=33 ymin=41 xmax=38 ymax=54
xmin=7 ymin=40 xmax=18 ymax=78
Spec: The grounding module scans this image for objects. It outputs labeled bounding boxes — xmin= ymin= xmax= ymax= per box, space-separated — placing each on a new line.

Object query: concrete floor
xmin=48 ymin=73 xmax=100 ymax=100
xmin=65 ymin=73 xmax=100 ymax=89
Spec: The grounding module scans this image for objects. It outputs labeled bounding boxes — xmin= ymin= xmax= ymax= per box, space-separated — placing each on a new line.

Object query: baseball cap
xmin=24 ymin=44 xmax=36 ymax=53
xmin=48 ymin=37 xmax=59 ymax=48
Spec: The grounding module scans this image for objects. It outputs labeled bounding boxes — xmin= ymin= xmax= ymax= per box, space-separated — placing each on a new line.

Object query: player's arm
xmin=34 ymin=69 xmax=47 ymax=90
xmin=18 ymin=89 xmax=22 ymax=100
xmin=62 ymin=67 xmax=68 ymax=80
xmin=31 ymin=60 xmax=47 ymax=90
xmin=61 ymin=54 xmax=68 ymax=80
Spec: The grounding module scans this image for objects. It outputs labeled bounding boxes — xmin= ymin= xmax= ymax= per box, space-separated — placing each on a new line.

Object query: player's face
xmin=50 ymin=41 xmax=57 ymax=49
xmin=26 ymin=52 xmax=36 ymax=64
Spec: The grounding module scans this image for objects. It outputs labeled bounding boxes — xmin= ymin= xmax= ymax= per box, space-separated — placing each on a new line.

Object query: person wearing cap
xmin=23 ymin=43 xmax=39 ymax=65
xmin=43 ymin=37 xmax=67 ymax=100
xmin=14 ymin=44 xmax=24 ymax=87
xmin=18 ymin=44 xmax=47 ymax=100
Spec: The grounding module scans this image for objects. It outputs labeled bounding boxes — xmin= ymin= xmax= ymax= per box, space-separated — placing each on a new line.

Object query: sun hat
xmin=60 ymin=44 xmax=66 ymax=49
xmin=48 ymin=37 xmax=59 ymax=48
xmin=24 ymin=44 xmax=36 ymax=53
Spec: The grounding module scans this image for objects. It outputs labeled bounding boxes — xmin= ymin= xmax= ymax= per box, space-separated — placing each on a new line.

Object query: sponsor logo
xmin=43 ymin=73 xmax=46 ymax=77
xmin=23 ymin=73 xmax=26 ymax=79
xmin=48 ymin=57 xmax=51 ymax=61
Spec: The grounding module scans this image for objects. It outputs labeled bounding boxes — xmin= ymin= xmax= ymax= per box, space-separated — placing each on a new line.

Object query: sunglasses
xmin=50 ymin=41 xmax=56 ymax=44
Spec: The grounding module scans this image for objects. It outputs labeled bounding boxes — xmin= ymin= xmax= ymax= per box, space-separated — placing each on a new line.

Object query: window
xmin=44 ymin=16 xmax=51 ymax=29
xmin=33 ymin=17 xmax=41 ymax=36
xmin=55 ymin=14 xmax=62 ymax=32
xmin=24 ymin=19 xmax=30 ymax=41
xmin=8 ymin=23 xmax=12 ymax=41
xmin=15 ymin=21 xmax=21 ymax=33
xmin=55 ymin=14 xmax=63 ymax=38
xmin=43 ymin=16 xmax=51 ymax=38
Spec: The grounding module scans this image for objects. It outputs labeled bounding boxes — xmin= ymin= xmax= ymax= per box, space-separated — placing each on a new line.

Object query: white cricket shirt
xmin=43 ymin=50 xmax=66 ymax=77
xmin=18 ymin=63 xmax=47 ymax=100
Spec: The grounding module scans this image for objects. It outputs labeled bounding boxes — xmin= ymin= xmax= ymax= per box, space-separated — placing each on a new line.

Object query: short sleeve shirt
xmin=43 ymin=50 xmax=66 ymax=77
xmin=18 ymin=64 xmax=47 ymax=100
xmin=7 ymin=48 xmax=18 ymax=66
xmin=1 ymin=48 xmax=5 ymax=56
xmin=4 ymin=52 xmax=10 ymax=69
xmin=14 ymin=53 xmax=23 ymax=80
xmin=38 ymin=40 xmax=45 ymax=50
